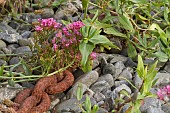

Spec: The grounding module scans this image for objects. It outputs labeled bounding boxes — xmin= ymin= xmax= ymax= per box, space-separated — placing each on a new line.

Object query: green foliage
xmin=80 ymin=11 xmax=119 ymax=72
xmin=76 ymin=83 xmax=99 ymax=113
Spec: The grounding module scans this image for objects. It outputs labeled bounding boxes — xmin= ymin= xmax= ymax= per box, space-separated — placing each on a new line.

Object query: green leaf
xmin=127 ymin=42 xmax=137 ymax=59
xmin=131 ymin=0 xmax=147 ymax=4
xmin=104 ymin=27 xmax=127 ymax=38
xmin=0 ymin=66 xmax=4 ymax=76
xmin=91 ymin=105 xmax=99 ymax=113
xmin=61 ymin=20 xmax=70 ymax=25
xmin=82 ymin=0 xmax=89 ymax=10
xmin=164 ymin=5 xmax=169 ymax=23
xmin=80 ymin=26 xmax=90 ymax=38
xmin=76 ymin=83 xmax=83 ymax=101
xmin=153 ymin=51 xmax=168 ymax=62
xmin=84 ymin=95 xmax=91 ymax=112
xmin=118 ymin=13 xmax=134 ymax=31
xmin=137 ymin=55 xmax=144 ymax=78
xmin=8 ymin=79 xmax=15 ymax=86
xmin=79 ymin=41 xmax=95 ymax=66
xmin=92 ymin=10 xmax=99 ymax=22
xmin=81 ymin=59 xmax=93 ymax=72
xmin=89 ymin=35 xmax=119 ymax=50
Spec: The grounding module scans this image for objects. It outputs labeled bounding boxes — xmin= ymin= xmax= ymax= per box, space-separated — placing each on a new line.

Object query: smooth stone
xmin=21 ymin=31 xmax=31 ymax=39
xmin=146 ymin=107 xmax=165 ymax=113
xmin=97 ymin=53 xmax=113 ymax=63
xmin=114 ymin=61 xmax=125 ymax=79
xmin=67 ymin=83 xmax=88 ymax=99
xmin=0 ymin=86 xmax=23 ymax=102
xmin=133 ymin=73 xmax=142 ymax=89
xmin=55 ymin=98 xmax=81 ymax=113
xmin=9 ymin=57 xmax=20 ymax=65
xmin=7 ymin=44 xmax=19 ymax=52
xmin=154 ymin=72 xmax=170 ymax=86
xmin=97 ymin=107 xmax=108 ymax=113
xmin=140 ymin=97 xmax=162 ymax=113
xmin=164 ymin=61 xmax=170 ymax=73
xmin=0 ymin=51 xmax=5 ymax=58
xmin=18 ymin=38 xmax=31 ymax=46
xmin=109 ymin=54 xmax=128 ymax=64
xmin=2 ymin=47 xmax=11 ymax=54
xmin=90 ymin=81 xmax=110 ymax=93
xmin=74 ymin=70 xmax=99 ymax=87
xmin=161 ymin=104 xmax=170 ymax=113
xmin=0 ymin=22 xmax=22 ymax=43
xmin=114 ymin=80 xmax=129 ymax=88
xmin=92 ymin=58 xmax=100 ymax=69
xmin=118 ymin=68 xmax=133 ymax=80
xmin=97 ymin=74 xmax=114 ymax=87
xmin=13 ymin=46 xmax=32 ymax=56
xmin=8 ymin=21 xmax=20 ymax=29
xmin=102 ymin=63 xmax=116 ymax=75
xmin=125 ymin=57 xmax=137 ymax=67
xmin=54 ymin=2 xmax=78 ymax=20
xmin=0 ymin=40 xmax=6 ymax=50
xmin=41 ymin=8 xmax=54 ymax=18
xmin=0 ymin=59 xmax=7 ymax=66
xmin=94 ymin=92 xmax=105 ymax=102
xmin=113 ymin=84 xmax=131 ymax=95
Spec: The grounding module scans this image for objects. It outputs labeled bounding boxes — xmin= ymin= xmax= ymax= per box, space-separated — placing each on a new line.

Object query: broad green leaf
xmin=104 ymin=27 xmax=127 ymax=38
xmin=164 ymin=5 xmax=169 ymax=23
xmin=89 ymin=35 xmax=119 ymax=50
xmin=118 ymin=13 xmax=134 ymax=31
xmin=79 ymin=41 xmax=95 ymax=66
xmin=81 ymin=59 xmax=92 ymax=72
xmin=153 ymin=51 xmax=168 ymax=62
xmin=80 ymin=26 xmax=90 ymax=38
xmin=127 ymin=43 xmax=137 ymax=59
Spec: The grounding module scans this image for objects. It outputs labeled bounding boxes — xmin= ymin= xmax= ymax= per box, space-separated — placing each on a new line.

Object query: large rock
xmin=146 ymin=107 xmax=165 ymax=113
xmin=0 ymin=22 xmax=22 ymax=43
xmin=97 ymin=74 xmax=114 ymax=87
xmin=102 ymin=63 xmax=116 ymax=75
xmin=74 ymin=70 xmax=99 ymax=87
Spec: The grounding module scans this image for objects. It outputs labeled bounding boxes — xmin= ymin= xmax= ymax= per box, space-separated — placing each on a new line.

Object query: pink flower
xmin=53 ymin=44 xmax=57 ymax=51
xmin=56 ymin=32 xmax=62 ymax=38
xmin=35 ymin=26 xmax=43 ymax=31
xmin=157 ymin=85 xmax=170 ymax=101
xmin=90 ymin=52 xmax=97 ymax=60
xmin=52 ymin=38 xmax=56 ymax=44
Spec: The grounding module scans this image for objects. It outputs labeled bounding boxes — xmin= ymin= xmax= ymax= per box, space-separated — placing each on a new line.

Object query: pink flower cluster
xmin=157 ymin=85 xmax=170 ymax=101
xmin=90 ymin=52 xmax=97 ymax=60
xmin=62 ymin=21 xmax=85 ymax=37
xmin=35 ymin=18 xmax=62 ymax=31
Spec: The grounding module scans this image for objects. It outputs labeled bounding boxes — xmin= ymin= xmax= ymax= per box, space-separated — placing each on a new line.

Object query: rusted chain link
xmin=12 ymin=70 xmax=74 ymax=113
